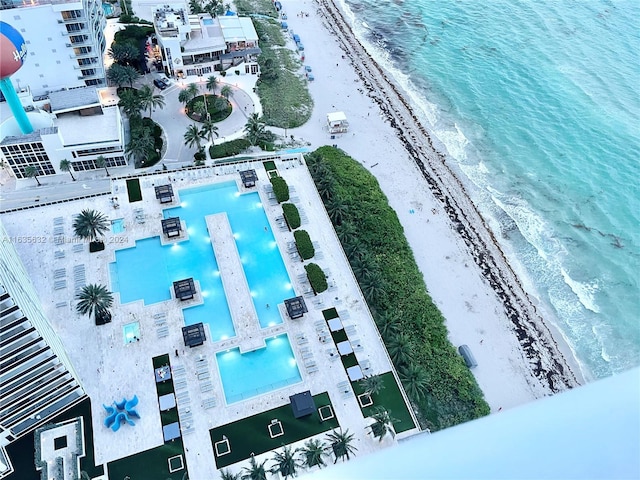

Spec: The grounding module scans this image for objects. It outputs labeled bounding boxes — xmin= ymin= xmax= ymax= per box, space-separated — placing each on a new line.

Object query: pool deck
xmin=1 ymin=156 xmax=418 ymax=478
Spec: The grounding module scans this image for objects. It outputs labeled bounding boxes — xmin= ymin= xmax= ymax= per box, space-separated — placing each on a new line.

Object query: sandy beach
xmin=279 ymin=0 xmax=582 ymax=409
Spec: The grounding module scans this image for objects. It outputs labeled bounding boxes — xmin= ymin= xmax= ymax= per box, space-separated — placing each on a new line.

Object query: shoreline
xmin=297 ymin=0 xmax=583 ymax=395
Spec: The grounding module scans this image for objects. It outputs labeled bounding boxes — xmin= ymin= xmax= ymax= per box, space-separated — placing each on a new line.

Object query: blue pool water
xmin=102 ymin=2 xmax=113 ymax=16
xmin=216 ymin=335 xmax=301 ymax=404
xmin=110 ymin=181 xmax=294 ymax=340
xmin=203 ymin=18 xmax=214 ymax=25
xmin=111 ymin=218 xmax=125 ymax=234
xmin=123 ymin=322 xmax=140 ymax=344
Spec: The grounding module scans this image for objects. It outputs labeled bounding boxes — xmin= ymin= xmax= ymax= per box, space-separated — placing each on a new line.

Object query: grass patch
xmin=160 ymin=408 xmax=179 ymax=426
xmin=322 ymin=308 xmax=339 ymax=321
xmin=352 ymin=372 xmax=416 ymax=434
xmin=126 ymin=178 xmax=142 ymax=202
xmin=107 ymin=438 xmax=186 ymax=480
xmin=341 ymin=353 xmax=359 ymax=369
xmin=185 ymin=94 xmax=232 ymax=123
xmin=210 ymin=392 xmax=338 ymax=468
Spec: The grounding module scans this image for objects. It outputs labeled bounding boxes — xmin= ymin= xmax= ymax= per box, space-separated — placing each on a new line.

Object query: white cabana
xmin=327 ymin=111 xmax=349 ymax=134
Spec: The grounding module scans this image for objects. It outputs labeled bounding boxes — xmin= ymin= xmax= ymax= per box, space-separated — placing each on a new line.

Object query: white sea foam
xmin=560 ymin=268 xmax=601 ymax=314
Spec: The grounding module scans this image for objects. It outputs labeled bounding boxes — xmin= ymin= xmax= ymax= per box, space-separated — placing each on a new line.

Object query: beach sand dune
xmin=281 ymin=0 xmax=581 ymax=409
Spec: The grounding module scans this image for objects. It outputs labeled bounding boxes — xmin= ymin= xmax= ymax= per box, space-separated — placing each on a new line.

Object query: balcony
xmin=61 ymin=28 xmax=89 ymax=36
xmin=58 ymin=16 xmax=85 ymax=24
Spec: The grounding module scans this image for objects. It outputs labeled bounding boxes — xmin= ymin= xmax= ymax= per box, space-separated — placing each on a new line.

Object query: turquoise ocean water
xmin=339 ymin=0 xmax=640 ymax=379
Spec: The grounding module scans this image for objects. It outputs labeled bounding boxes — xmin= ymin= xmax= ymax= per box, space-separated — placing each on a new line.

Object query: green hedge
xmin=294 ymin=229 xmax=314 ymax=260
xmin=270 ymin=175 xmax=289 ymax=203
xmin=305 ymin=146 xmax=490 ymax=431
xmin=304 ymin=263 xmax=327 ymax=294
xmin=282 ymin=203 xmax=301 ymax=229
xmin=209 ymin=138 xmax=251 ymax=159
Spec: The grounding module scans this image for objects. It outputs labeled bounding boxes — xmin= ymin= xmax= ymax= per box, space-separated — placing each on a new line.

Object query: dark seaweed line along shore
xmin=316 ymin=0 xmax=581 ymax=391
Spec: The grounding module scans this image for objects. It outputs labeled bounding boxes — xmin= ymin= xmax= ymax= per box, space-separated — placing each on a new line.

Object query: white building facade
xmin=0 ymin=0 xmax=107 ymax=97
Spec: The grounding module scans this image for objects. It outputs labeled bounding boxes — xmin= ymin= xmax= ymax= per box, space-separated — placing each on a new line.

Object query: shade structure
xmin=239 ymin=169 xmax=258 ymax=188
xmin=182 ymin=323 xmax=206 ymax=348
xmin=155 ymin=184 xmax=174 ymax=203
xmin=162 ymin=217 xmax=182 ymax=238
xmin=159 ymin=393 xmax=176 ymax=411
xmin=290 ymin=391 xmax=316 ymax=418
xmin=163 ymin=422 xmax=181 ymax=442
xmin=173 ymin=278 xmax=196 ymax=300
xmin=284 ymin=296 xmax=308 ymax=319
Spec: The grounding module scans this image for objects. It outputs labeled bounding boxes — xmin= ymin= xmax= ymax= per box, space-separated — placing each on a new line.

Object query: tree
xmin=241 ymin=456 xmax=267 ymax=480
xmin=192 ymin=100 xmax=207 ymax=120
xmin=359 ymin=374 xmax=385 ymax=397
xmin=73 ymin=209 xmax=109 ymax=243
xmin=179 ymin=83 xmax=199 ymax=105
xmin=387 ymin=331 xmax=414 ymax=367
xmin=59 ymin=159 xmax=76 ymax=181
xmin=24 ymin=165 xmax=41 ymax=186
xmin=220 ymin=84 xmax=232 ymax=100
xmin=107 ymin=63 xmax=140 ymax=88
xmin=76 ymin=284 xmax=114 ymax=325
xmin=326 ymin=429 xmax=357 ymax=463
xmin=125 ymin=126 xmax=155 ymax=167
xmin=205 ymin=75 xmax=218 ymax=95
xmin=399 ymin=363 xmax=430 ymax=401
xmin=244 ymin=113 xmax=267 ymax=146
xmin=201 ymin=118 xmax=219 ymax=145
xmin=270 ymin=445 xmax=301 ymax=479
xmin=326 ymin=198 xmax=348 ymax=226
xmin=374 ymin=311 xmax=400 ymax=339
xmin=359 ymin=271 xmax=387 ymax=304
xmin=184 ymin=124 xmax=206 ymax=151
xmin=219 ymin=469 xmax=241 ymax=480
xmin=108 ymin=42 xmax=139 ymax=66
xmin=301 ymin=439 xmax=327 ymax=470
xmin=95 ymin=156 xmax=111 ymax=177
xmin=138 ymin=84 xmax=165 ymax=118
xmin=118 ymin=88 xmax=143 ymax=118
xmin=367 ymin=408 xmax=397 ymax=442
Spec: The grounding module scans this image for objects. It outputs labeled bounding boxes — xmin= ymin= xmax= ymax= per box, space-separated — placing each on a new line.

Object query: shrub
xmin=235 ymin=70 xmax=240 ymax=75
xmin=282 ymin=203 xmax=300 ymax=229
xmin=305 ymin=263 xmax=327 ymax=294
xmin=209 ymin=138 xmax=251 ymax=159
xmin=220 ymin=71 xmax=227 ymax=77
xmin=270 ymin=175 xmax=289 ymax=203
xmin=294 ymin=229 xmax=314 ymax=260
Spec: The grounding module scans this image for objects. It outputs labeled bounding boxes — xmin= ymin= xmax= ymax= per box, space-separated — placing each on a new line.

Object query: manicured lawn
xmin=322 ymin=307 xmax=338 ymax=320
xmin=107 ymin=438 xmax=187 ymax=480
xmin=352 ymin=372 xmax=416 ymax=434
xmin=126 ymin=178 xmax=142 ymax=202
xmin=210 ymin=392 xmax=339 ymax=468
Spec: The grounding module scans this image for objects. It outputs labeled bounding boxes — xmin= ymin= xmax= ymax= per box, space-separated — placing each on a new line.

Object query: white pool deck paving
xmin=2 ymin=156 xmax=418 ymax=479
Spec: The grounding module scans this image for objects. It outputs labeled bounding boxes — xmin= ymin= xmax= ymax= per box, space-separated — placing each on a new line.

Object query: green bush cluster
xmin=305 ymin=146 xmax=490 ymax=431
xmin=294 ymin=229 xmax=314 ymax=260
xmin=209 ymin=139 xmax=252 ymax=159
xmin=270 ymin=175 xmax=290 ymax=203
xmin=282 ymin=203 xmax=301 ymax=229
xmin=304 ymin=263 xmax=327 ymax=294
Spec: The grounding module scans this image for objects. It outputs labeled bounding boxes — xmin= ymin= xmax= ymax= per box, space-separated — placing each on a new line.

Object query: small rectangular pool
xmin=123 ymin=322 xmax=140 ymax=344
xmin=216 ymin=335 xmax=301 ymax=404
xmin=111 ymin=218 xmax=125 ymax=234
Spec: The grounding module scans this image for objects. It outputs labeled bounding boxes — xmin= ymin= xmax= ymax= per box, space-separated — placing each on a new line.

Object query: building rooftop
xmin=49 ymin=87 xmax=101 ymax=114
xmin=55 ymin=106 xmax=120 ymax=145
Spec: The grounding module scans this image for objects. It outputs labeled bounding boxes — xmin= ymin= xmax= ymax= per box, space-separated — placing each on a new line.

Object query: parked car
xmin=153 ymin=78 xmax=168 ymax=90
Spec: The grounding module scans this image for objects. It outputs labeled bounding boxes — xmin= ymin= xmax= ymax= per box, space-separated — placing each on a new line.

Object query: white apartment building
xmin=152 ymin=5 xmax=260 ymax=79
xmin=0 ymin=86 xmax=126 ymax=179
xmin=0 ymin=0 xmax=107 ymax=97
xmin=0 ymin=220 xmax=85 ymax=450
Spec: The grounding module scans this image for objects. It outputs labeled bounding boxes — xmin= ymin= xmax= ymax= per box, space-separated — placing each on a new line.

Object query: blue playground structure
xmin=104 ymin=394 xmax=140 ymax=431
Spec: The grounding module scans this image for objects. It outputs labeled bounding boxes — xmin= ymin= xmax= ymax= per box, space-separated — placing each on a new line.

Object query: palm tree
xmin=387 ymin=331 xmax=414 ymax=367
xmin=220 ymin=84 xmax=232 ymax=100
xmin=24 ymin=165 xmax=41 ymax=186
xmin=399 ymin=363 xmax=430 ymax=401
xmin=118 ymin=88 xmax=143 ymax=118
xmin=192 ymin=100 xmax=207 ymax=120
xmin=125 ymin=130 xmax=155 ymax=168
xmin=205 ymin=75 xmax=218 ymax=95
xmin=359 ymin=271 xmax=387 ymax=304
xmin=178 ymin=83 xmax=199 ymax=106
xmin=73 ymin=208 xmax=110 ymax=243
xmin=326 ymin=429 xmax=357 ymax=463
xmin=95 ymin=156 xmax=110 ymax=177
xmin=137 ymin=84 xmax=165 ymax=118
xmin=241 ymin=456 xmax=267 ymax=480
xmin=244 ymin=113 xmax=267 ymax=146
xmin=270 ymin=445 xmax=301 ymax=479
xmin=76 ymin=284 xmax=113 ymax=325
xmin=201 ymin=118 xmax=219 ymax=145
xmin=367 ymin=408 xmax=397 ymax=442
xmin=59 ymin=159 xmax=76 ymax=181
xmin=359 ymin=374 xmax=385 ymax=397
xmin=219 ymin=469 xmax=241 ymax=480
xmin=184 ymin=124 xmax=206 ymax=151
xmin=374 ymin=311 xmax=400 ymax=339
xmin=336 ymin=221 xmax=357 ymax=244
xmin=108 ymin=42 xmax=139 ymax=66
xmin=300 ymin=438 xmax=326 ymax=470
xmin=326 ymin=198 xmax=348 ymax=226
xmin=107 ymin=63 xmax=139 ymax=88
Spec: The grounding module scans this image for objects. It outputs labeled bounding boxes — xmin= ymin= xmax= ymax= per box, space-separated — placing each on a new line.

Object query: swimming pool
xmin=102 ymin=2 xmax=113 ymax=16
xmin=216 ymin=334 xmax=301 ymax=403
xmin=123 ymin=322 xmax=140 ymax=344
xmin=111 ymin=218 xmax=125 ymax=234
xmin=109 ymin=181 xmax=294 ymax=338
xmin=202 ymin=18 xmax=214 ymax=25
